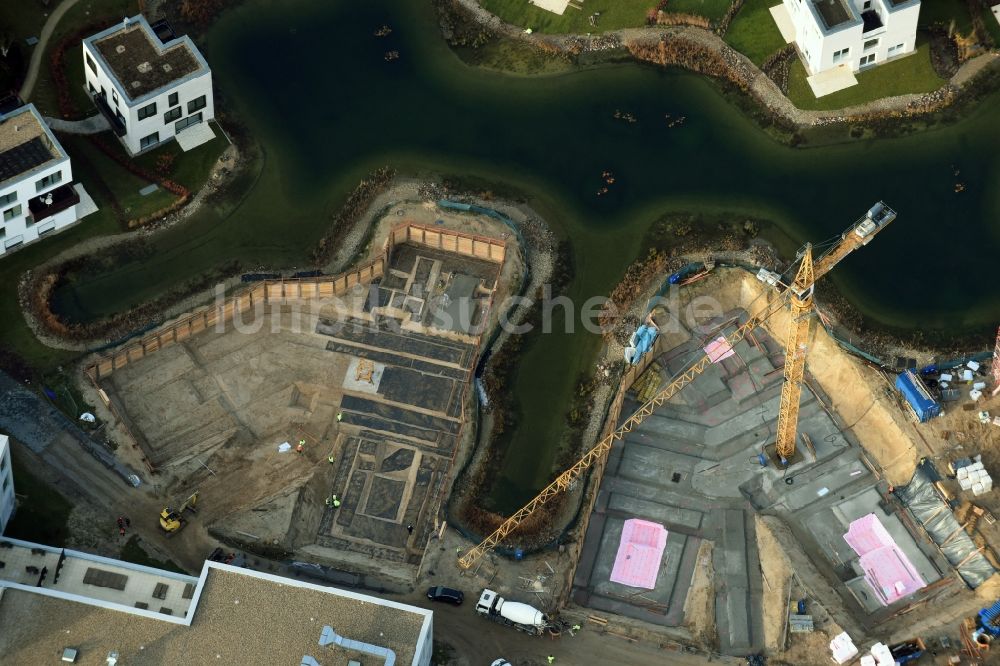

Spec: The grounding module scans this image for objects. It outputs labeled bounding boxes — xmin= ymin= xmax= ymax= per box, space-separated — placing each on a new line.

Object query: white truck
xmin=475 ymin=589 xmax=549 ymax=635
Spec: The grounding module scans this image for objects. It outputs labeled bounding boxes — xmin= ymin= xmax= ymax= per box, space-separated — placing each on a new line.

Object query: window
xmin=164 ymin=107 xmax=182 ymax=123
xmin=2 ymin=475 xmax=8 ymax=493
xmin=116 ymin=109 xmax=126 ymax=128
xmin=860 ymin=53 xmax=876 ymax=67
xmin=863 ymin=0 xmax=872 ymax=8
xmin=140 ymin=132 xmax=160 ymax=150
xmin=832 ymin=47 xmax=850 ymax=64
xmin=88 ymin=81 xmax=97 ymax=94
xmin=3 ymin=205 xmax=22 ymax=222
xmin=187 ymin=95 xmax=206 ymax=114
xmin=0 ymin=191 xmax=15 ymax=207
xmin=35 ymin=171 xmax=62 ymax=193
xmin=86 ymin=51 xmax=97 ymax=74
xmin=863 ymin=38 xmax=879 ymax=51
xmin=138 ymin=102 xmax=157 ymax=120
xmin=168 ymin=92 xmax=179 ymax=107
xmin=112 ymin=89 xmax=118 ymax=106
xmin=888 ymin=43 xmax=904 ymax=56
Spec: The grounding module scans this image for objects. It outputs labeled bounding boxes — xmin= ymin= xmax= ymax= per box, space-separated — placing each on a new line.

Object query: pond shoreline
xmin=441 ymin=0 xmax=1000 ymax=140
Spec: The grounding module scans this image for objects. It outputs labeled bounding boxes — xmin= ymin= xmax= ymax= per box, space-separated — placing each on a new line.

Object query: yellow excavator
xmin=159 ymin=491 xmax=199 ymax=535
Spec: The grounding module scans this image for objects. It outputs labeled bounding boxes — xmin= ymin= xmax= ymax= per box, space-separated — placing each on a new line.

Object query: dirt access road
xmin=400 ymin=591 xmax=736 ymax=666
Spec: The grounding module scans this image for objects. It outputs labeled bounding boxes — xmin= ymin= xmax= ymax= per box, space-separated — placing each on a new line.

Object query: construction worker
xmin=328 ymin=454 xmax=336 ymax=464
xmin=547 ymin=656 xmax=555 ymax=664
xmin=332 ymin=495 xmax=340 ymax=508
xmin=336 ymin=412 xmax=343 ymax=423
xmin=571 ymin=623 xmax=581 ymax=635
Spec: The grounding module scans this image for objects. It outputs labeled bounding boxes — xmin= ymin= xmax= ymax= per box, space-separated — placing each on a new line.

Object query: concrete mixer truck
xmin=475 ymin=589 xmax=549 ymax=635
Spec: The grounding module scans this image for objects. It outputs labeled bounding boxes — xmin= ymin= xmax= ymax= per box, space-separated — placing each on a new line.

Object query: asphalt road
xmin=398 ymin=591 xmax=735 ymax=666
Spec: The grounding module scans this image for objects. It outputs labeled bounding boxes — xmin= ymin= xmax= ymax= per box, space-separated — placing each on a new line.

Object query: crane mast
xmin=774 ymin=245 xmax=815 ymax=462
xmin=458 ymin=205 xmax=897 ymax=569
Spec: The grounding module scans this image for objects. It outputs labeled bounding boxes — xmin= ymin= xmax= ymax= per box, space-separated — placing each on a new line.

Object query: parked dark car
xmin=426 ymin=586 xmax=464 ymax=605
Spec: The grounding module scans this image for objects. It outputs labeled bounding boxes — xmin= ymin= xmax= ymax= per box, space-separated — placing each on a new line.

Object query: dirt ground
xmin=756 ymin=514 xmax=792 ymax=653
xmin=682 ymin=539 xmax=717 ymax=647
xmin=75 ymin=201 xmax=523 ymax=578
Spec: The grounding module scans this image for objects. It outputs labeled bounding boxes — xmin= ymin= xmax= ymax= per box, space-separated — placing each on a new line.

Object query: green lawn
xmin=918 ymin=0 xmax=974 ymax=33
xmin=4 ymin=449 xmax=73 ymax=546
xmin=0 ymin=3 xmax=49 ymax=46
xmin=787 ymin=43 xmax=945 ymax=110
xmin=63 ymin=135 xmax=179 ymax=221
xmin=725 ymin=0 xmax=787 ymax=66
xmin=661 ymin=0 xmax=731 ymax=22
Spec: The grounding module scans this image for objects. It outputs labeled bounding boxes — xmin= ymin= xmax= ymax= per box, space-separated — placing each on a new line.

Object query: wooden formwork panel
xmin=300 ymin=282 xmax=318 ymax=299
xmin=490 ymin=244 xmax=505 ymax=262
xmin=97 ymin=360 xmax=113 ymax=378
xmin=457 ymin=237 xmax=473 ymax=255
xmin=113 ymin=353 xmax=129 ymax=369
xmin=175 ymin=324 xmax=191 ymax=342
xmin=159 ymin=332 xmax=176 ymax=349
xmin=189 ymin=316 xmax=206 ymax=335
xmin=318 ymin=281 xmax=334 ymax=298
xmin=266 ymin=284 xmax=283 ymax=301
xmin=143 ymin=338 xmax=160 ymax=354
xmin=222 ymin=301 xmax=237 ymax=321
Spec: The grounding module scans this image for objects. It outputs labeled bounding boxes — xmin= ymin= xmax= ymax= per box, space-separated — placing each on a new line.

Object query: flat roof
xmin=0 ymin=536 xmax=198 ymax=619
xmin=88 ymin=16 xmax=207 ymax=101
xmin=0 ymin=543 xmax=431 ymax=665
xmin=0 ymin=105 xmax=63 ymax=187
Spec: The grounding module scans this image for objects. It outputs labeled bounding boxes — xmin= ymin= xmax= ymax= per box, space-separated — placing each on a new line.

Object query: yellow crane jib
xmin=457 ymin=203 xmax=897 ymax=569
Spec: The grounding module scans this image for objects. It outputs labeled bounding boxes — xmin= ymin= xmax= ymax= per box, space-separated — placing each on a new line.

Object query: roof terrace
xmin=90 ymin=17 xmax=204 ymax=101
xmin=813 ymin=0 xmax=854 ymax=29
xmin=0 ymin=536 xmax=198 ymax=619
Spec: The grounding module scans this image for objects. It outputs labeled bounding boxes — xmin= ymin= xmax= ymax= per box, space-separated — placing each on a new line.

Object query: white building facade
xmin=0 ymin=435 xmax=15 ymax=533
xmin=783 ymin=0 xmax=921 ymax=74
xmin=82 ymin=16 xmax=214 ymax=155
xmin=0 ymin=104 xmax=92 ymax=258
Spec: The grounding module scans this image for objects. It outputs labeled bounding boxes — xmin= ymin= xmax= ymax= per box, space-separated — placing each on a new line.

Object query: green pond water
xmin=51 ymin=0 xmax=1000 ymax=513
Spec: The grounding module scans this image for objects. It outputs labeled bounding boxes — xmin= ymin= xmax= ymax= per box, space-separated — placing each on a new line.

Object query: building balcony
xmin=91 ymin=93 xmax=127 ymax=137
xmin=27 ymin=183 xmax=79 ymax=224
xmin=861 ymin=9 xmax=884 ymax=33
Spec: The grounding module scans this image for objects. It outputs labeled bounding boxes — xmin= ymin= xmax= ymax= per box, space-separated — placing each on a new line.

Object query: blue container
xmin=895 ymin=370 xmax=941 ymax=422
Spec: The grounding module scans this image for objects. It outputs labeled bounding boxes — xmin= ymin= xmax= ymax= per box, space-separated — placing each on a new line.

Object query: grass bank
xmin=3 ymin=450 xmax=73 ymax=546
xmin=787 ymin=43 xmax=944 ymax=111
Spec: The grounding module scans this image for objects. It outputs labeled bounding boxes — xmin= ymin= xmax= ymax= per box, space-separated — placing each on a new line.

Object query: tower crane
xmin=458 ymin=203 xmax=897 ymax=570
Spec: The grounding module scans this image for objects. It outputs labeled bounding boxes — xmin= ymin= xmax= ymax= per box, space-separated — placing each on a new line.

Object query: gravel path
xmin=45 ymin=113 xmax=111 ymax=135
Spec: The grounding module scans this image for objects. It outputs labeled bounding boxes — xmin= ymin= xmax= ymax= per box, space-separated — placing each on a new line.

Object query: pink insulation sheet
xmin=704 ymin=336 xmax=736 ymax=363
xmin=843 ymin=513 xmax=925 ymax=605
xmin=609 ymin=519 xmax=669 ymax=589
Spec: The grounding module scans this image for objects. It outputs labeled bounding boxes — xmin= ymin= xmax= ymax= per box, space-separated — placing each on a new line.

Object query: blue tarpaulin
xmin=627 ymin=324 xmax=658 ymax=365
xmin=895 ymin=370 xmax=941 ymax=422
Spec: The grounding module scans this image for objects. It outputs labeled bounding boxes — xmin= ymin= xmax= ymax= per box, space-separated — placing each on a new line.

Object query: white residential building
xmin=0 ymin=104 xmax=95 ymax=258
xmin=82 ymin=16 xmax=215 ymax=155
xmin=0 ymin=435 xmax=14 ymax=533
xmin=783 ymin=0 xmax=921 ymax=74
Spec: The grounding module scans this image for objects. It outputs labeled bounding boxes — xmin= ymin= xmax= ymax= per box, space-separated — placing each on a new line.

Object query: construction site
xmin=421 ymin=203 xmax=1000 ymax=665
xmin=81 ymin=206 xmax=515 ymax=586
xmin=73 ymin=197 xmax=1000 ymax=664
